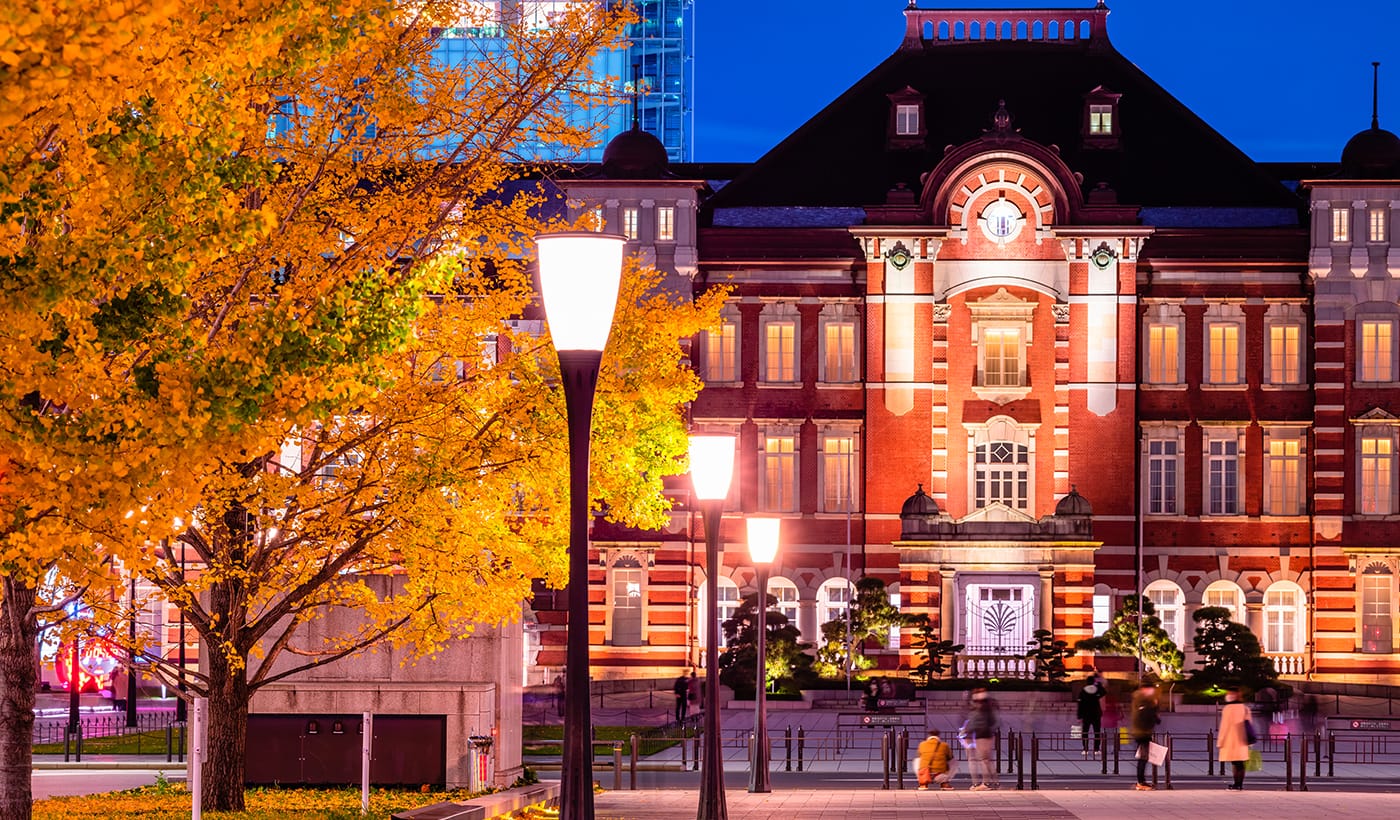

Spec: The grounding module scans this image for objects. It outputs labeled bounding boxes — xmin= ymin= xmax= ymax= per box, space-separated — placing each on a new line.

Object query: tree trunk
xmin=203 ymin=647 xmax=250 ymax=812
xmin=0 ymin=579 xmax=39 ymax=820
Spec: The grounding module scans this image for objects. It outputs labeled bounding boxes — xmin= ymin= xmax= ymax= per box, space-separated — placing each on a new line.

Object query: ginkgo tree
xmin=1 ymin=0 xmax=668 ymax=814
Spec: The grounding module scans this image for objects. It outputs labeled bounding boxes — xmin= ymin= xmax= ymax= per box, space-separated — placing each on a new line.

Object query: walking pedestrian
xmin=966 ymin=688 xmax=1000 ymax=791
xmin=686 ymin=670 xmax=701 ymax=720
xmin=1217 ymin=687 xmax=1252 ymax=790
xmin=1129 ymin=681 xmax=1160 ymax=791
xmin=1077 ymin=672 xmax=1106 ymax=756
xmin=672 ymin=671 xmax=690 ymax=724
xmin=917 ymin=729 xmax=956 ymax=790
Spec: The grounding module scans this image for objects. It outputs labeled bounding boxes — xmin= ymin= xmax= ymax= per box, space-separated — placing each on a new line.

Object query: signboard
xmin=1349 ymin=719 xmax=1393 ymax=731
xmin=861 ymin=715 xmax=904 ymax=727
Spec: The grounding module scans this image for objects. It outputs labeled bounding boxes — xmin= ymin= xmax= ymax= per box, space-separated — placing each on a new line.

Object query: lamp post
xmin=126 ymin=574 xmax=138 ymax=728
xmin=689 ymin=435 xmax=736 ymax=820
xmin=745 ymin=517 xmax=779 ymax=794
xmin=537 ymin=231 xmax=625 ymax=820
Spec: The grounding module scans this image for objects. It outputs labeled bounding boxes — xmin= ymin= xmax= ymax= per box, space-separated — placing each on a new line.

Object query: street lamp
xmin=745 ymin=516 xmax=779 ymax=794
xmin=689 ymin=434 xmax=736 ymax=820
xmin=537 ymin=231 xmax=625 ymax=820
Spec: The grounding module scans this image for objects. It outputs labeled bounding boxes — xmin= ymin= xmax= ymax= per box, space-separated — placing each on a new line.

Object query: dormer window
xmin=1082 ymin=86 xmax=1121 ymax=149
xmin=886 ymin=86 xmax=926 ymax=150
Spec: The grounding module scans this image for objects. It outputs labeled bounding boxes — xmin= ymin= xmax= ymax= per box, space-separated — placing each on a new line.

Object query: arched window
xmin=1202 ymin=580 xmax=1245 ymax=625
xmin=970 ymin=417 xmax=1033 ymax=512
xmin=817 ymin=577 xmax=854 ymax=627
xmin=1145 ymin=580 xmax=1185 ymax=647
xmin=767 ymin=576 xmax=802 ymax=636
xmin=699 ymin=576 xmax=740 ymax=649
xmin=1263 ymin=580 xmax=1305 ymax=654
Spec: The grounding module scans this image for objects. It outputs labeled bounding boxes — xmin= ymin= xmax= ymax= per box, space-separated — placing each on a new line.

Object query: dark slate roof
xmin=703 ymin=32 xmax=1302 ymax=224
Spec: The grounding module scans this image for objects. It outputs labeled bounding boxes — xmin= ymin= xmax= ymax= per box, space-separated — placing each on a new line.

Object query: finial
xmin=993 ymin=99 xmax=1012 ymax=131
xmin=631 ymin=61 xmax=642 ymax=131
xmin=1373 ymin=61 xmax=1381 ymax=130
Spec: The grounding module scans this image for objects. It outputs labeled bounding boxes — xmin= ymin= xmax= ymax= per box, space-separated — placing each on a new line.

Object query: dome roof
xmin=600 ymin=126 xmax=670 ymax=179
xmin=1340 ymin=125 xmax=1400 ymax=179
xmin=900 ymin=484 xmax=940 ymax=517
xmin=1055 ymin=486 xmax=1093 ymax=517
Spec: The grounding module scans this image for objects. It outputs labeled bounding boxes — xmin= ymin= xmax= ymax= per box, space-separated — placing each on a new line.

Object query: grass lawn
xmin=33 ymin=729 xmax=179 ymax=756
xmin=33 ymin=783 xmax=522 ymax=820
xmin=522 ymin=724 xmax=683 ymax=757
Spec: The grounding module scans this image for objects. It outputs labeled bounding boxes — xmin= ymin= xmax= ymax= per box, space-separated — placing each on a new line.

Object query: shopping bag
xmin=1070 ymin=723 xmax=1082 ymax=739
xmin=1245 ymin=749 xmax=1263 ymax=772
xmin=1244 ymin=719 xmax=1258 ymax=745
xmin=1147 ymin=741 xmax=1169 ymax=767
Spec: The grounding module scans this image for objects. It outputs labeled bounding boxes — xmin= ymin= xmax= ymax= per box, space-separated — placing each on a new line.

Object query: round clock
xmin=981 ymin=198 xmax=1022 ymax=241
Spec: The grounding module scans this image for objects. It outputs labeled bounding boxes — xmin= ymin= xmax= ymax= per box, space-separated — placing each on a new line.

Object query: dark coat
xmin=1077 ymin=682 xmax=1105 ymax=720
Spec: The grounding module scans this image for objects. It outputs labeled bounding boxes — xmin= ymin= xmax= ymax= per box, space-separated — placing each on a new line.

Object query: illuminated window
xmin=762 ymin=434 xmax=798 ymax=512
xmin=1265 ymin=434 xmax=1304 ymax=516
xmin=1146 ymin=324 xmax=1179 ymax=383
xmin=1146 ymin=438 xmax=1178 ymax=514
xmin=1268 ymin=324 xmax=1302 ymax=385
xmin=1332 ymin=206 xmax=1350 ymax=242
xmin=1360 ymin=319 xmax=1394 ymax=382
xmin=657 ymin=206 xmax=675 ymax=241
xmin=1206 ymin=435 xmax=1239 ymax=515
xmin=1263 ymin=582 xmax=1303 ymax=654
xmin=981 ymin=328 xmax=1021 ymax=387
xmin=704 ymin=317 xmax=739 ymax=382
xmin=609 ymin=556 xmax=644 ymax=647
xmin=1369 ymin=207 xmax=1388 ymax=243
xmin=1145 ymin=580 xmax=1184 ymax=647
xmin=821 ymin=317 xmax=858 ymax=383
xmin=1088 ymin=104 xmax=1113 ymax=134
xmin=761 ymin=305 xmax=799 ymax=383
xmin=768 ymin=576 xmax=802 ymax=637
xmin=821 ymin=434 xmax=859 ymax=512
xmin=1203 ymin=581 xmax=1245 ymax=624
xmin=621 ymin=206 xmax=639 ymax=240
xmin=974 ymin=440 xmax=1029 ymax=511
xmin=1206 ymin=323 xmax=1241 ymax=384
xmin=1361 ymin=565 xmax=1393 ymax=654
xmin=700 ymin=577 xmax=741 ymax=649
xmin=818 ymin=578 xmax=854 ymax=627
xmin=1361 ymin=434 xmax=1395 ymax=515
xmin=1092 ymin=593 xmax=1112 ymax=636
xmin=895 ymin=104 xmax=920 ymax=136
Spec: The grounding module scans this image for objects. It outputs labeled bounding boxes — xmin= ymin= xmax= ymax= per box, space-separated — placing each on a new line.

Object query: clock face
xmin=982 ymin=199 xmax=1022 ymax=239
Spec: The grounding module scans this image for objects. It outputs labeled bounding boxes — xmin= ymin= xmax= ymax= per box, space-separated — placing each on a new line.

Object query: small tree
xmin=718 ymin=592 xmax=811 ymax=699
xmin=1189 ymin=606 xmax=1277 ymax=691
xmin=1025 ymin=628 xmax=1076 ymax=682
xmin=1076 ymin=595 xmax=1183 ymax=680
xmin=813 ymin=577 xmax=906 ymax=679
xmin=908 ymin=614 xmax=963 ymax=686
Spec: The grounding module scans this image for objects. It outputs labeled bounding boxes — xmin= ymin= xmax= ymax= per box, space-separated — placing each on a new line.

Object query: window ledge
xmin=1261 ymin=383 xmax=1309 ymax=391
xmin=1141 ymin=383 xmax=1187 ymax=391
xmin=703 ymin=380 xmax=744 ymax=388
xmin=1259 ymin=514 xmax=1310 ymax=522
xmin=817 ymin=380 xmax=863 ymax=388
xmin=971 ymin=385 xmax=1032 ymax=404
xmin=1352 ymin=381 xmax=1400 ymax=389
xmin=1200 ymin=382 xmax=1247 ymax=391
xmin=757 ymin=381 xmax=802 ymax=389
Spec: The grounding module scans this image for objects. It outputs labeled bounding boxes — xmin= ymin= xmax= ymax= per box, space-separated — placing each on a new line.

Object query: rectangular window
xmin=1207 ymin=438 xmax=1239 ymax=515
xmin=974 ymin=441 xmax=1030 ymax=511
xmin=1268 ymin=324 xmax=1301 ymax=384
xmin=1332 ymin=207 xmax=1350 ymax=242
xmin=1092 ymin=594 xmax=1111 ymax=636
xmin=764 ymin=321 xmax=797 ymax=382
xmin=821 ymin=435 xmax=858 ymax=512
xmin=823 ymin=321 xmax=857 ymax=382
xmin=1264 ymin=588 xmax=1300 ymax=654
xmin=1362 ymin=573 xmax=1393 ymax=654
xmin=981 ymin=328 xmax=1021 ymax=387
xmin=657 ymin=206 xmax=675 ymax=241
xmin=1360 ymin=319 xmax=1394 ymax=382
xmin=1088 ymin=104 xmax=1113 ymax=134
xmin=610 ymin=568 xmax=643 ymax=646
xmin=1267 ymin=437 xmax=1303 ymax=516
xmin=895 ymin=104 xmax=919 ymax=136
xmin=705 ymin=321 xmax=738 ymax=382
xmin=1361 ymin=435 xmax=1395 ymax=515
xmin=1146 ymin=324 xmax=1179 ymax=383
xmin=1207 ymin=323 xmax=1240 ymax=384
xmin=1370 ymin=207 xmax=1388 ymax=243
xmin=762 ymin=436 xmax=798 ymax=512
xmin=1147 ymin=439 xmax=1178 ymax=514
xmin=621 ymin=206 xmax=639 ymax=240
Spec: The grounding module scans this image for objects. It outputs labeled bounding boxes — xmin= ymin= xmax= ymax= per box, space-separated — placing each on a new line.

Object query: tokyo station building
xmin=530 ymin=2 xmax=1400 ymax=687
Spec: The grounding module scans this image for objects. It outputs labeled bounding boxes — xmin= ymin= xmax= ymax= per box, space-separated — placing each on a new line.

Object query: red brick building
xmin=533 ymin=3 xmax=1400 ymax=686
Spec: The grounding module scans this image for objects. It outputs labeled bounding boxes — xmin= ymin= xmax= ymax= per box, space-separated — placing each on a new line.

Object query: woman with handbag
xmin=1217 ymin=688 xmax=1253 ymax=790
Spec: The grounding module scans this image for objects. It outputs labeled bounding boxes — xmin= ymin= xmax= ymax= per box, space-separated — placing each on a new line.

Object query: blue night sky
xmin=693 ymin=0 xmax=1400 ymax=163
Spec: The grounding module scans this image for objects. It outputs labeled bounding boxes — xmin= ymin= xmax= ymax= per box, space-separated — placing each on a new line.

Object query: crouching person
xmin=917 ymin=729 xmax=956 ymax=790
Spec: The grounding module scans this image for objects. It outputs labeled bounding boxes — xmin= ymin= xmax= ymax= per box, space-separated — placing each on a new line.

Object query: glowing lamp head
xmin=535 ymin=231 xmax=626 ymax=352
xmin=746 ymin=517 xmax=781 ymax=565
xmin=688 ymin=435 xmax=736 ymax=501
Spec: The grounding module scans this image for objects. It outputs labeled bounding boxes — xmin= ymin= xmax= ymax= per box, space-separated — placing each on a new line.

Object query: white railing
xmin=1267 ymin=652 xmax=1307 ymax=676
xmin=957 ymin=653 xmax=1035 ymax=680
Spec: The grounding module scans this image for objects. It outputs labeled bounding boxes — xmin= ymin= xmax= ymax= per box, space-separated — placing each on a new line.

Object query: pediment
xmin=958 ymin=502 xmax=1038 ymax=525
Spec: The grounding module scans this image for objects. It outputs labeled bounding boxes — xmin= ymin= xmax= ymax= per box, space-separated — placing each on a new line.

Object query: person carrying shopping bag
xmin=1217 ymin=688 xmax=1253 ymax=790
xmin=917 ymin=729 xmax=956 ymax=790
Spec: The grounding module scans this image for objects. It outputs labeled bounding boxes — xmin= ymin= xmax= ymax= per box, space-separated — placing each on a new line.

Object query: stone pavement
xmin=592 ymin=787 xmax=1400 ymax=819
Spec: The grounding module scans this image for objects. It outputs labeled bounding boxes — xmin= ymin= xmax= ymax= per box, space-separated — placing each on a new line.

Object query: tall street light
xmin=745 ymin=516 xmax=780 ymax=794
xmin=537 ymin=231 xmax=625 ymax=820
xmin=689 ymin=434 xmax=736 ymax=820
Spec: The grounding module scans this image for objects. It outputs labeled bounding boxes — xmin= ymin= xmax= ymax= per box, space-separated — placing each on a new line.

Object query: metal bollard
xmin=1314 ymin=731 xmax=1322 ymax=778
xmin=1113 ymin=728 xmax=1120 ymax=775
xmin=797 ymin=726 xmax=806 ymax=772
xmin=1299 ymin=731 xmax=1308 ymax=792
xmin=630 ymin=734 xmax=639 ymax=790
xmin=613 ymin=741 xmax=623 ymax=791
xmin=881 ymin=730 xmax=891 ymax=790
xmin=681 ymin=725 xmax=688 ymax=770
xmin=998 ymin=730 xmax=1006 ymax=773
xmin=1030 ymin=734 xmax=1038 ymax=791
xmin=179 ymin=723 xmax=186 ymax=764
xmin=167 ymin=724 xmax=174 ymax=764
xmin=785 ymin=725 xmax=793 ymax=771
xmin=1285 ymin=733 xmax=1293 ymax=791
xmin=1164 ymin=735 xmax=1172 ymax=790
xmin=75 ymin=726 xmax=83 ymax=762
xmin=692 ymin=733 xmax=701 ymax=772
xmin=1101 ymin=725 xmax=1109 ymax=775
xmin=1015 ymin=732 xmax=1024 ymax=791
xmin=1207 ymin=730 xmax=1215 ymax=776
xmin=1327 ymin=732 xmax=1334 ymax=777
xmin=897 ymin=729 xmax=907 ymax=790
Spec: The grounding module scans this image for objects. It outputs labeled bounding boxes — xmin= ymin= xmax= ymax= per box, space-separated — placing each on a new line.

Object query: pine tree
xmin=1076 ymin=595 xmax=1183 ymax=680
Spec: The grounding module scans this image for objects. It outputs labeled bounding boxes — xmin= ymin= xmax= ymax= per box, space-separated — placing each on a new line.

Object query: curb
xmin=34 ymin=761 xmax=187 ymax=771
